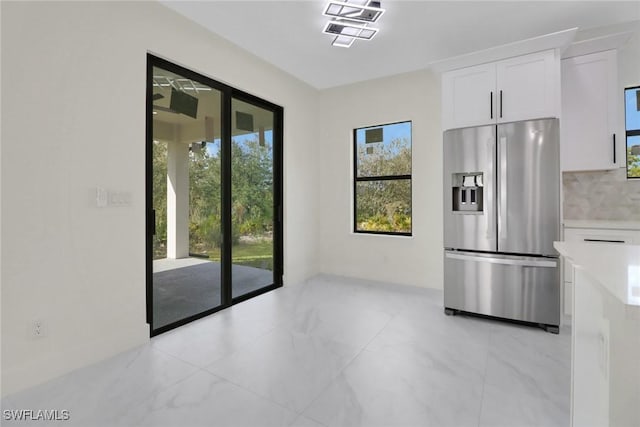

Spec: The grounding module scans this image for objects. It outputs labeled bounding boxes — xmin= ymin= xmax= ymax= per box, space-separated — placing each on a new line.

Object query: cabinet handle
xmin=499 ymin=90 xmax=503 ymax=118
xmin=490 ymin=92 xmax=493 ymax=119
xmin=583 ymin=238 xmax=625 ymax=244
xmin=613 ymin=134 xmax=616 ymax=164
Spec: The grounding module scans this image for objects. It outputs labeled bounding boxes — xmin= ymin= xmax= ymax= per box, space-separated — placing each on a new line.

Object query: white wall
xmin=317 ymin=70 xmax=443 ymax=289
xmin=618 ymin=29 xmax=640 ymax=146
xmin=0 ymin=0 xmax=4 ymax=400
xmin=621 ymin=30 xmax=640 ymax=82
xmin=1 ymin=1 xmax=319 ymax=396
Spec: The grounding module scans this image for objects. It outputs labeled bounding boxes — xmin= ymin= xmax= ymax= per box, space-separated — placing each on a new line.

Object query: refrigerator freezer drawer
xmin=444 ymin=251 xmax=560 ymax=326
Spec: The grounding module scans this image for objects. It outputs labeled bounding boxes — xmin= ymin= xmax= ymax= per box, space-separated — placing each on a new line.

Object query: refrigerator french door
xmin=443 ymin=118 xmax=560 ymax=332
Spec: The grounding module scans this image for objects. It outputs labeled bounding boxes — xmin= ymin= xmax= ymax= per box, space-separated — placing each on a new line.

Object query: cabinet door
xmin=572 ymin=268 xmax=610 ymax=427
xmin=442 ymin=62 xmax=496 ymax=130
xmin=496 ymin=50 xmax=558 ymax=123
xmin=562 ymin=227 xmax=635 ymax=315
xmin=561 ymin=50 xmax=618 ymax=171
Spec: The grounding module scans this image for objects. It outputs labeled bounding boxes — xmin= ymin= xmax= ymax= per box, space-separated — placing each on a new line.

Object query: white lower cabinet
xmin=562 ymin=226 xmax=640 ymax=315
xmin=556 ymin=241 xmax=640 ymax=427
xmin=572 ymin=267 xmax=610 ymax=427
xmin=571 ymin=266 xmax=640 ymax=427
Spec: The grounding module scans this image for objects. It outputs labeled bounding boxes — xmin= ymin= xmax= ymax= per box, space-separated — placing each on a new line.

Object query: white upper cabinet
xmin=561 ymin=49 xmax=618 ymax=171
xmin=442 ymin=50 xmax=559 ymax=130
xmin=496 ymin=50 xmax=558 ymax=123
xmin=441 ymin=63 xmax=496 ymax=130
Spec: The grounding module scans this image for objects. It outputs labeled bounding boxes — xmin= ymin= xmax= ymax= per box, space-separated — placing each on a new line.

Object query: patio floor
xmin=152 ymin=258 xmax=273 ymax=329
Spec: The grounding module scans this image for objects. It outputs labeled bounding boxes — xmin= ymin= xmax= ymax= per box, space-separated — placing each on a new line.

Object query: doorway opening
xmin=146 ymin=55 xmax=283 ymax=335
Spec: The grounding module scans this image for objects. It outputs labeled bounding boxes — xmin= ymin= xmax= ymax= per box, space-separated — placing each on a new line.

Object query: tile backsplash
xmin=563 ymin=168 xmax=640 ymax=220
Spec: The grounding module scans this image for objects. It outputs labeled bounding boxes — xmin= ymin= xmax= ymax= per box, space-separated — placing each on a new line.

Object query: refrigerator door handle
xmin=498 ymin=136 xmax=508 ymax=241
xmin=486 ymin=137 xmax=495 ymax=240
xmin=445 ymin=252 xmax=557 ymax=268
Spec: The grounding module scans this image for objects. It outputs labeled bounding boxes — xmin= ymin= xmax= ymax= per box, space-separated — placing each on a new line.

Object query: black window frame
xmin=353 ymin=120 xmax=412 ymax=236
xmin=625 ymin=85 xmax=640 ymax=179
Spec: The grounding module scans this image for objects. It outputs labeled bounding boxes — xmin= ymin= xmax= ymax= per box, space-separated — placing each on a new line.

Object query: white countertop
xmin=563 ymin=219 xmax=640 ymax=230
xmin=554 ymin=241 xmax=640 ymax=306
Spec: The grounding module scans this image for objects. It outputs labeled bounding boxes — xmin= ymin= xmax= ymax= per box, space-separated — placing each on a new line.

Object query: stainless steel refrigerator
xmin=443 ymin=118 xmax=560 ymax=333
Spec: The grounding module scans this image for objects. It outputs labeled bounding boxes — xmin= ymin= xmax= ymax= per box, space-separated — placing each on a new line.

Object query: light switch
xmin=96 ymin=187 xmax=108 ymax=208
xmin=109 ymin=191 xmax=132 ymax=207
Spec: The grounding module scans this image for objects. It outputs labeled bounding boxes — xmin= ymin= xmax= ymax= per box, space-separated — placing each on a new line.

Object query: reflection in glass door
xmin=150 ymin=63 xmax=223 ymax=331
xmin=230 ymin=98 xmax=279 ymax=299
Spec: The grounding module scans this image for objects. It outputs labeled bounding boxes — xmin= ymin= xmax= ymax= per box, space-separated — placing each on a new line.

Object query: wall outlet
xmin=628 ymin=193 xmax=640 ymax=202
xmin=32 ymin=319 xmax=47 ymax=338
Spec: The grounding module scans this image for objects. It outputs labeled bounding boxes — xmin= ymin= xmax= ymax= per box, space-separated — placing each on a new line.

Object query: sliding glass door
xmin=147 ymin=55 xmax=282 ymax=335
xmin=230 ymin=97 xmax=281 ymax=300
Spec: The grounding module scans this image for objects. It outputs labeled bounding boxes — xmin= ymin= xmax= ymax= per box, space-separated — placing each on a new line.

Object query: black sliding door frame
xmin=146 ymin=54 xmax=283 ymax=336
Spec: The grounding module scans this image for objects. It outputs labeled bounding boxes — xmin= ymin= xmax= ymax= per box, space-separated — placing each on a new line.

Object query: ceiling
xmin=161 ymin=1 xmax=640 ymax=89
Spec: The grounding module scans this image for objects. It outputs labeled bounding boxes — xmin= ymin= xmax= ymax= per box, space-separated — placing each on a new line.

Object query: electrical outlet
xmin=32 ymin=319 xmax=46 ymax=338
xmin=627 ymin=192 xmax=640 ymax=202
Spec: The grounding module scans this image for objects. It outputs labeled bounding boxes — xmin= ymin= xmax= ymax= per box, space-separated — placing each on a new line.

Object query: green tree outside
xmin=356 ymin=136 xmax=412 ymax=233
xmin=628 ymin=145 xmax=640 ymax=178
xmin=152 ymin=137 xmax=274 ymax=270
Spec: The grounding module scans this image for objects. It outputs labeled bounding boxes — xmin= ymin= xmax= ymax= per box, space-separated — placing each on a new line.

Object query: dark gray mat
xmin=153 ymin=261 xmax=273 ymax=329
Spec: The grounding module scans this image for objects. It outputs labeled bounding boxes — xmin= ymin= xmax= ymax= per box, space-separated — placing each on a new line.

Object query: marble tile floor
xmin=1 ymin=275 xmax=571 ymax=427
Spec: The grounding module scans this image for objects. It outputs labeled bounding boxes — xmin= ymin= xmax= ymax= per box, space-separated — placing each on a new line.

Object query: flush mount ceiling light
xmin=323 ymin=0 xmax=385 ymax=48
xmin=332 ymin=35 xmax=356 ymax=48
xmin=324 ymin=0 xmax=385 ymax=23
xmin=323 ymin=20 xmax=378 ymax=40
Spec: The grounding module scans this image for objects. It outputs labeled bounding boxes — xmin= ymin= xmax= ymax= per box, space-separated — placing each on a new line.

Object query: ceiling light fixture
xmin=323 ymin=20 xmax=378 ymax=40
xmin=323 ymin=0 xmax=384 ymax=48
xmin=332 ymin=35 xmax=356 ymax=48
xmin=324 ymin=0 xmax=385 ymax=23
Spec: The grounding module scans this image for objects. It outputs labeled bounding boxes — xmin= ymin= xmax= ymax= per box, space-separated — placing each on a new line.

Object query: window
xmin=626 ymin=86 xmax=640 ymax=179
xmin=353 ymin=121 xmax=412 ymax=235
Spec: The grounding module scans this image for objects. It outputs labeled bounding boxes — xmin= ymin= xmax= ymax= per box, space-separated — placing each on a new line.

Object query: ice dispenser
xmin=452 ymin=173 xmax=483 ymax=212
